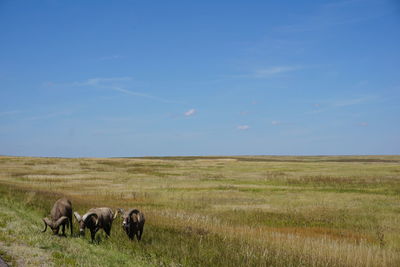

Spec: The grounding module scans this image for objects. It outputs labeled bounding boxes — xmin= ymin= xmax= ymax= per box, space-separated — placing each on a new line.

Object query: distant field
xmin=0 ymin=155 xmax=399 ymax=266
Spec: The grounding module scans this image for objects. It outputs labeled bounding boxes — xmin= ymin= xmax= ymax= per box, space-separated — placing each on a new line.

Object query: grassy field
xmin=0 ymin=155 xmax=399 ymax=266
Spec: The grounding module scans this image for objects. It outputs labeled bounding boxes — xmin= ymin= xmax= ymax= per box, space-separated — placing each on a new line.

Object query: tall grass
xmin=0 ymin=156 xmax=399 ymax=266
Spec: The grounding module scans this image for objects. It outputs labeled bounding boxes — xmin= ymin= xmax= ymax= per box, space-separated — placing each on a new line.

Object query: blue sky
xmin=1 ymin=0 xmax=399 ymax=157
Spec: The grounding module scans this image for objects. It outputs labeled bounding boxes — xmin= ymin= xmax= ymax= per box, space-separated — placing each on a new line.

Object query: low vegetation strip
xmin=0 ymin=255 xmax=9 ymax=267
xmin=0 ymin=156 xmax=399 ymax=266
xmin=0 ymin=188 xmax=153 ymax=266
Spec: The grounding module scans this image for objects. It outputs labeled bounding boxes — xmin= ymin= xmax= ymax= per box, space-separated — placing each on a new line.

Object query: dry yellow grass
xmin=0 ymin=155 xmax=399 ymax=266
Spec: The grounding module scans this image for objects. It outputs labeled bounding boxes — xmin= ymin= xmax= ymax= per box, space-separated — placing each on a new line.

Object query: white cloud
xmin=28 ymin=111 xmax=73 ymax=121
xmin=74 ymin=77 xmax=132 ymax=87
xmin=322 ymin=0 xmax=362 ymax=9
xmin=253 ymin=66 xmax=301 ymax=77
xmin=184 ymin=109 xmax=196 ymax=117
xmin=237 ymin=125 xmax=250 ymax=130
xmin=271 ymin=120 xmax=282 ymax=126
xmin=99 ymin=55 xmax=121 ymax=61
xmin=358 ymin=122 xmax=369 ymax=127
xmin=0 ymin=110 xmax=22 ymax=117
xmin=111 ymin=87 xmax=183 ymax=104
xmin=305 ymin=96 xmax=377 ymax=115
xmin=110 ymin=86 xmax=153 ymax=98
xmin=44 ymin=77 xmax=183 ymax=104
xmin=276 ymin=0 xmax=387 ymax=33
xmin=229 ymin=66 xmax=302 ymax=79
xmin=334 ymin=96 xmax=374 ymax=107
xmin=44 ymin=77 xmax=132 ymax=87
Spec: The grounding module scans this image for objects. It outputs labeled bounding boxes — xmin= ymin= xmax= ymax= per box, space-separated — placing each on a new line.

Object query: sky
xmin=0 ymin=0 xmax=399 ymax=157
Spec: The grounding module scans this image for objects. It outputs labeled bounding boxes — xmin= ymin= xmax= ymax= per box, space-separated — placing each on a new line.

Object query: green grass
xmin=0 ymin=155 xmax=400 ymax=266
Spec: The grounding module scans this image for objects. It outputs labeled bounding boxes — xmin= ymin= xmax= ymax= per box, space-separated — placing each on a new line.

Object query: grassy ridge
xmin=0 ymin=156 xmax=399 ymax=266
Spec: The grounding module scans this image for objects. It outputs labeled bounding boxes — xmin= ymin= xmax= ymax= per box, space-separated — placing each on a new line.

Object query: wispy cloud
xmin=271 ymin=120 xmax=282 ymax=126
xmin=237 ymin=125 xmax=250 ymax=130
xmin=110 ymin=86 xmax=155 ymax=99
xmin=92 ymin=128 xmax=136 ymax=136
xmin=276 ymin=0 xmax=388 ymax=33
xmin=233 ymin=66 xmax=303 ymax=79
xmin=45 ymin=77 xmax=183 ymax=104
xmin=306 ymin=104 xmax=325 ymax=114
xmin=277 ymin=17 xmax=373 ymax=32
xmin=43 ymin=77 xmax=132 ymax=88
xmin=184 ymin=109 xmax=197 ymax=117
xmin=98 ymin=116 xmax=134 ymax=122
xmin=110 ymin=86 xmax=183 ymax=104
xmin=333 ymin=96 xmax=374 ymax=107
xmin=322 ymin=0 xmax=364 ymax=9
xmin=306 ymin=95 xmax=376 ymax=115
xmin=253 ymin=66 xmax=302 ymax=77
xmin=99 ymin=55 xmax=122 ymax=61
xmin=358 ymin=122 xmax=369 ymax=127
xmin=73 ymin=77 xmax=132 ymax=87
xmin=0 ymin=110 xmax=22 ymax=117
xmin=28 ymin=111 xmax=73 ymax=121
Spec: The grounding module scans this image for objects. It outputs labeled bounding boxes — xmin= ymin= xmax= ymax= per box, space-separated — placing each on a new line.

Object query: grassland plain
xmin=0 ymin=155 xmax=399 ymax=266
